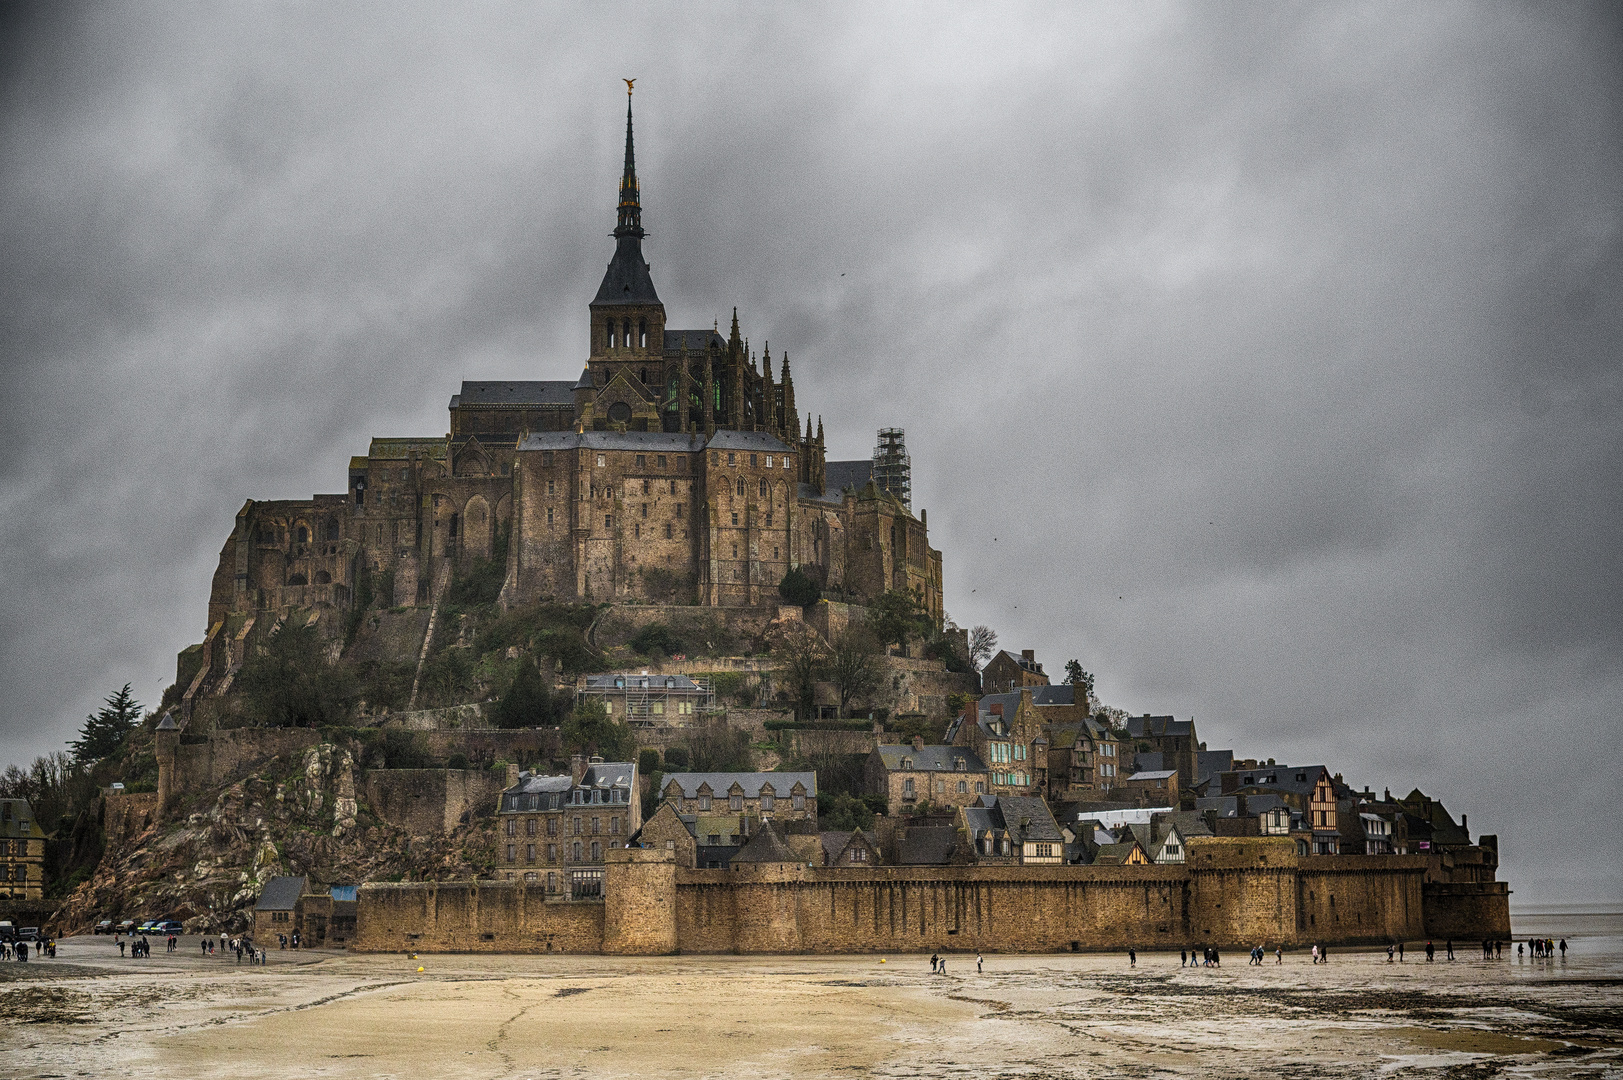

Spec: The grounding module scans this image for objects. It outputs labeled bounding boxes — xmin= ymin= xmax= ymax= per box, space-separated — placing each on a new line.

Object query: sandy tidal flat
xmin=2 ymin=931 xmax=1620 ymax=1079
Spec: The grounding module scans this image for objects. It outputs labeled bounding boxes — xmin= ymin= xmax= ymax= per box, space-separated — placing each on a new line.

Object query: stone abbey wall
xmin=354 ymin=840 xmax=1505 ymax=955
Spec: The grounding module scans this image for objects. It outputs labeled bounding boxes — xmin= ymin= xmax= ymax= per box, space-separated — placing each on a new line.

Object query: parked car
xmin=114 ymin=920 xmax=136 ymax=934
xmin=134 ymin=921 xmax=157 ymax=935
xmin=155 ymin=921 xmax=184 ymax=935
xmin=0 ymin=922 xmax=14 ymax=942
xmin=94 ymin=920 xmax=114 ymax=935
xmin=17 ymin=927 xmax=40 ymax=942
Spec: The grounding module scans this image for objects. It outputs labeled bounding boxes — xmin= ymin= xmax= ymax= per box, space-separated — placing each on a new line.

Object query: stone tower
xmin=154 ymin=712 xmax=179 ymax=818
xmin=602 ymin=847 xmax=678 ymax=954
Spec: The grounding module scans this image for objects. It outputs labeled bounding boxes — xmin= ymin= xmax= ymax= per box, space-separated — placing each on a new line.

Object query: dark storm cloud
xmin=2 ymin=3 xmax=1618 ymax=902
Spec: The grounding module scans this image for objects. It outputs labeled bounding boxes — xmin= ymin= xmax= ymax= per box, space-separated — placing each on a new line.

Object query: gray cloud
xmin=2 ymin=3 xmax=1618 ymax=903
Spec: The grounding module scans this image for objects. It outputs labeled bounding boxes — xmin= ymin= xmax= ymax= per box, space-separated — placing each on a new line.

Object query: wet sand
xmin=2 ymin=931 xmax=1619 ymax=1078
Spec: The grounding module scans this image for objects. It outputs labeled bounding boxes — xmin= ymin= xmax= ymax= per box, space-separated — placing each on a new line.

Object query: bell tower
xmin=586 ymin=80 xmax=666 ymax=423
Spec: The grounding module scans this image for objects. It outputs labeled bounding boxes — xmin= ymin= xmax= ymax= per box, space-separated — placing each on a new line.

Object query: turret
xmin=155 ymin=712 xmax=180 ymax=818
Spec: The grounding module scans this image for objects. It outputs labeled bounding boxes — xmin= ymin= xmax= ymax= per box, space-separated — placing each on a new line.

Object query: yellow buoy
xmin=879 ymin=958 xmax=886 ymax=963
xmin=417 ymin=966 xmax=425 ymax=972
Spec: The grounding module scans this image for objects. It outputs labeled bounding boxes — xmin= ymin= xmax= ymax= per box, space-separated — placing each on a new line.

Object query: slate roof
xmin=592 ymin=236 xmax=661 ymax=306
xmin=798 ymin=481 xmax=843 ymax=506
xmin=663 ymin=329 xmax=725 ymax=352
xmin=1126 ymin=769 xmax=1179 ymax=782
xmin=1124 ymin=715 xmax=1193 ymax=738
xmin=581 ymin=761 xmax=636 ymax=790
xmin=661 ymin=772 xmax=816 ymax=799
xmin=895 ymin=828 xmax=959 ymax=865
xmin=518 ymin=430 xmax=706 ymax=453
xmin=705 ymin=429 xmax=794 ymax=453
xmin=964 ymin=796 xmax=1063 ymax=845
xmin=824 ymin=459 xmax=875 ymax=494
xmin=819 ymin=830 xmax=877 ymax=863
xmin=1028 ymin=685 xmax=1078 ymax=706
xmin=732 ymin=821 xmax=801 ymax=864
xmin=874 ymin=745 xmax=986 ymax=772
xmin=0 ymin=799 xmax=43 ymax=839
xmin=454 ymin=380 xmax=576 ymax=407
xmin=1223 ymin=764 xmax=1329 ymax=798
xmin=255 ymin=876 xmax=307 ymax=912
xmin=1132 ymin=752 xmax=1167 ymax=773
xmin=1196 ymin=793 xmax=1288 ymax=817
xmin=990 ymin=649 xmax=1046 ymax=675
xmin=1196 ymin=750 xmax=1233 ymax=782
xmin=1092 ymin=842 xmax=1143 ymax=865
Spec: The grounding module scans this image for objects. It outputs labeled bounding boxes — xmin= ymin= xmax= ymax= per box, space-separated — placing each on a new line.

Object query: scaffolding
xmin=871 ymin=427 xmax=911 ymax=509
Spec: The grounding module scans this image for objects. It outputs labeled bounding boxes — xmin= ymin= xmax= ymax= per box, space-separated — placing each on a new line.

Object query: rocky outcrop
xmin=54 ymin=742 xmax=496 ymax=935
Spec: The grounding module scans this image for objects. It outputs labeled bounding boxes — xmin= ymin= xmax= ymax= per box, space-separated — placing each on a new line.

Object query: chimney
xmin=506 ymin=762 xmax=520 ymax=788
xmin=1021 ymin=649 xmax=1034 ymax=662
xmin=990 ymin=703 xmax=1003 ymax=716
xmin=911 ymin=735 xmax=924 ymax=752
xmin=1384 ymin=788 xmax=1391 ymax=802
xmin=570 ymin=752 xmax=586 ymax=785
xmin=1235 ymin=793 xmax=1248 ymax=818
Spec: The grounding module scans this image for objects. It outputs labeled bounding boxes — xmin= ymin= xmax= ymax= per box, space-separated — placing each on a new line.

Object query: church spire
xmin=615 ymin=80 xmax=643 ymax=239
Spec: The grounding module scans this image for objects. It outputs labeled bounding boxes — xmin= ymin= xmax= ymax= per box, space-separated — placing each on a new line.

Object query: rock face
xmin=55 ymin=742 xmax=496 ymax=935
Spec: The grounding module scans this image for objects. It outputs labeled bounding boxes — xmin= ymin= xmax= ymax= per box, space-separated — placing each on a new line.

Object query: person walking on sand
xmin=1387 ymin=943 xmax=1395 ymax=962
xmin=1128 ymin=947 xmax=1136 ymax=968
xmin=977 ymin=954 xmax=983 ymax=974
xmin=1275 ymin=946 xmax=1283 ymax=965
xmin=1311 ymin=944 xmax=1319 ymax=964
xmin=1180 ymin=949 xmax=1187 ymax=968
xmin=1560 ymin=939 xmax=1568 ymax=958
xmin=1398 ymin=941 xmax=1405 ymax=961
xmin=930 ymin=952 xmax=939 ymax=973
xmin=1426 ymin=941 xmax=1435 ymax=961
xmin=1446 ymin=939 xmax=1454 ymax=960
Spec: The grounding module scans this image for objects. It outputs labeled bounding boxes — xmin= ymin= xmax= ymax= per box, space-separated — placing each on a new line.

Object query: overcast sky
xmin=2 ymin=3 xmax=1618 ymax=905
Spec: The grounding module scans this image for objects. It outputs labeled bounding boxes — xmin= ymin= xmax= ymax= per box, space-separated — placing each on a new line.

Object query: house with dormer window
xmin=865 ymin=738 xmax=989 ymax=814
xmin=945 ymin=689 xmax=1048 ymax=795
xmin=660 ymin=771 xmax=817 ymax=822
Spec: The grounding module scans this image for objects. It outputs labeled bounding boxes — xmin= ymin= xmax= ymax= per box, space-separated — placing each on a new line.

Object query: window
xmin=526 ymin=818 xmax=536 ymax=836
xmin=759 ymin=479 xmax=768 ymax=498
xmin=765 ymin=455 xmax=774 ymax=467
xmin=547 ymin=844 xmax=557 ymax=862
xmin=547 ymin=818 xmax=557 ymax=836
xmin=904 ymin=778 xmax=915 ymax=796
xmin=730 ymin=793 xmax=743 ymax=811
xmin=728 ymin=452 xmax=736 ymax=465
xmin=547 ymin=479 xmax=555 ymax=495
xmin=547 ymin=508 xmax=554 ymax=525
xmin=784 ymin=456 xmax=790 ymax=468
xmin=607 ymin=322 xmax=617 ymax=348
xmin=572 ymin=841 xmax=582 ymax=861
xmin=761 ymin=792 xmax=774 ymax=812
xmin=592 ymin=817 xmax=601 ymax=835
xmin=665 ymin=522 xmax=672 ymax=538
xmin=506 ymin=844 xmax=516 ymax=861
xmin=792 ymin=792 xmax=805 ymax=810
xmin=611 ymin=817 xmax=621 ymax=835
xmin=731 ymin=513 xmax=738 ymax=526
xmin=547 ymin=871 xmax=557 ymax=891
xmin=976 ymin=781 xmax=986 ymax=793
xmin=641 ymin=502 xmax=648 ymax=518
xmin=573 ymin=817 xmax=582 ymax=836
xmin=699 ymin=794 xmax=711 ymax=811
xmin=591 ymin=841 xmax=602 ymax=861
xmin=506 ymin=819 xmax=516 ymax=836
xmin=1035 ymin=843 xmax=1053 ymax=858
xmin=542 ymin=451 xmax=554 ymax=466
xmin=596 ymin=454 xmax=605 ymax=467
xmin=737 ymin=478 xmax=746 ymax=498
xmin=634 ymin=524 xmax=640 ymax=538
xmin=638 ymin=320 xmax=647 ymax=348
xmin=605 ymin=514 xmax=612 ymax=528
xmin=957 ymin=780 xmax=967 ymax=793
xmin=526 ymin=844 xmax=535 ymax=863
xmin=657 ymin=455 xmax=666 ymax=467
xmin=636 ymin=455 xmax=646 ymax=467
xmin=676 ymin=503 xmax=683 ymax=518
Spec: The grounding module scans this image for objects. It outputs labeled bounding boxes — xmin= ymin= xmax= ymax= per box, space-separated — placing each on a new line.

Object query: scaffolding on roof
xmin=872 ymin=427 xmax=911 ymax=509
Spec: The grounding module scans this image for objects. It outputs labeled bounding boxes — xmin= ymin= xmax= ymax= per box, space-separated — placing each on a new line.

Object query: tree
xmin=680 ymin=724 xmax=753 ymax=772
xmin=773 ymin=624 xmax=826 ymax=721
xmin=236 ymin=623 xmax=358 ymax=727
xmin=777 ymin=566 xmax=821 ymax=608
xmin=1063 ymin=661 xmax=1095 ymax=707
xmin=969 ymin=625 xmax=998 ymax=669
xmin=561 ymin=698 xmax=635 ymax=762
xmin=69 ymin=684 xmax=142 ymax=765
xmin=865 ymin=589 xmax=931 ymax=650
xmin=828 ymin=626 xmax=884 ymax=717
xmin=491 ymin=656 xmax=553 ymax=729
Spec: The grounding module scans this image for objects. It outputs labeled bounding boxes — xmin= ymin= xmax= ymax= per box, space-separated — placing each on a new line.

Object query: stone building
xmin=580 ymin=672 xmax=711 ymax=727
xmin=981 ymin=649 xmax=1049 ymax=693
xmin=1121 ymin=714 xmax=1200 ymax=791
xmin=959 ymin=796 xmax=1064 ymax=865
xmin=1046 ymin=716 xmax=1125 ymax=801
xmin=945 ymin=691 xmax=1048 ymax=796
xmin=190 ymin=90 xmax=944 ymax=702
xmin=495 ymin=756 xmax=639 ymax=895
xmin=659 ymin=771 xmax=817 ymax=822
xmin=0 ymin=799 xmax=45 ymax=902
xmin=865 ymin=739 xmax=989 ymax=814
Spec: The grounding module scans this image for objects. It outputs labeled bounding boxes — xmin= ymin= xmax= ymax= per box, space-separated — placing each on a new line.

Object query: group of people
xmin=119 ymin=935 xmax=152 ymax=958
xmin=1522 ymin=937 xmax=1566 ymax=959
xmin=4 ymin=938 xmax=49 ymax=961
xmin=1250 ymin=945 xmax=1283 ymax=965
xmin=1181 ymin=947 xmax=1222 ymax=967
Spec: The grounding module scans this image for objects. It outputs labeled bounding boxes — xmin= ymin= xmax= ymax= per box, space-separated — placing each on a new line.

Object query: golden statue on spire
xmin=624 ymin=78 xmax=635 ymax=96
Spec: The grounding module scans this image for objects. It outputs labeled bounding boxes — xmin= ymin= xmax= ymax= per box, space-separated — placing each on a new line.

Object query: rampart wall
xmin=172 ymin=728 xmax=324 ymax=790
xmin=361 ymin=768 xmax=506 ymax=835
xmin=353 ymin=841 xmax=1506 ymax=955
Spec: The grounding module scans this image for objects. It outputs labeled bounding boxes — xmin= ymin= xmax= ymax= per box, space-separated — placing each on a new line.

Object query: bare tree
xmin=828 ymin=626 xmax=884 ymax=718
xmin=969 ymin=625 xmax=998 ymax=670
xmin=772 ymin=623 xmax=826 ymax=722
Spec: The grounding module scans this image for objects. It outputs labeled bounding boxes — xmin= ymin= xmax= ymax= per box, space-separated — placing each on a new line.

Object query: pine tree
xmin=69 ymin=683 xmax=141 ymax=765
xmin=492 ymin=656 xmax=551 ymax=729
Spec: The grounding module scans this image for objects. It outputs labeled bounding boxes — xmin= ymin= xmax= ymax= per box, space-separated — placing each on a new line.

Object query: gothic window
xmin=608 ymin=401 xmax=632 ymax=424
xmin=622 ymin=319 xmax=631 ymax=347
xmin=638 ymin=320 xmax=647 ymax=348
xmin=639 ymin=369 xmax=647 ymax=384
xmin=606 ymin=322 xmax=616 ymax=348
xmin=759 ymin=479 xmax=768 ymax=498
xmin=296 ymin=526 xmax=309 ymax=544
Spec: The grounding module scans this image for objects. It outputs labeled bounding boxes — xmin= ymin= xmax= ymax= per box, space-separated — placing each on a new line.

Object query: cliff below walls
xmin=53 ymin=742 xmax=498 ymax=935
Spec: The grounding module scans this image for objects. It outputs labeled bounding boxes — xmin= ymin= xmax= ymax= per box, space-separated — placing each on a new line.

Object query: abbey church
xmin=203 ymin=92 xmax=943 ymax=641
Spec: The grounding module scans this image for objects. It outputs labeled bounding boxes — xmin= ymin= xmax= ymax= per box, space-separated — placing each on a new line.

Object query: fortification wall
xmin=378 ymin=703 xmax=490 ymax=731
xmin=780 ymin=728 xmax=880 ymax=757
xmin=1422 ymin=882 xmax=1512 ymax=940
xmin=173 ymin=728 xmax=324 ymax=790
xmin=361 ymin=768 xmax=505 ymax=835
xmin=350 ymin=849 xmax=1510 ymax=955
xmin=353 ymin=881 xmax=604 ymax=953
xmin=673 ymin=864 xmax=1189 ymax=954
